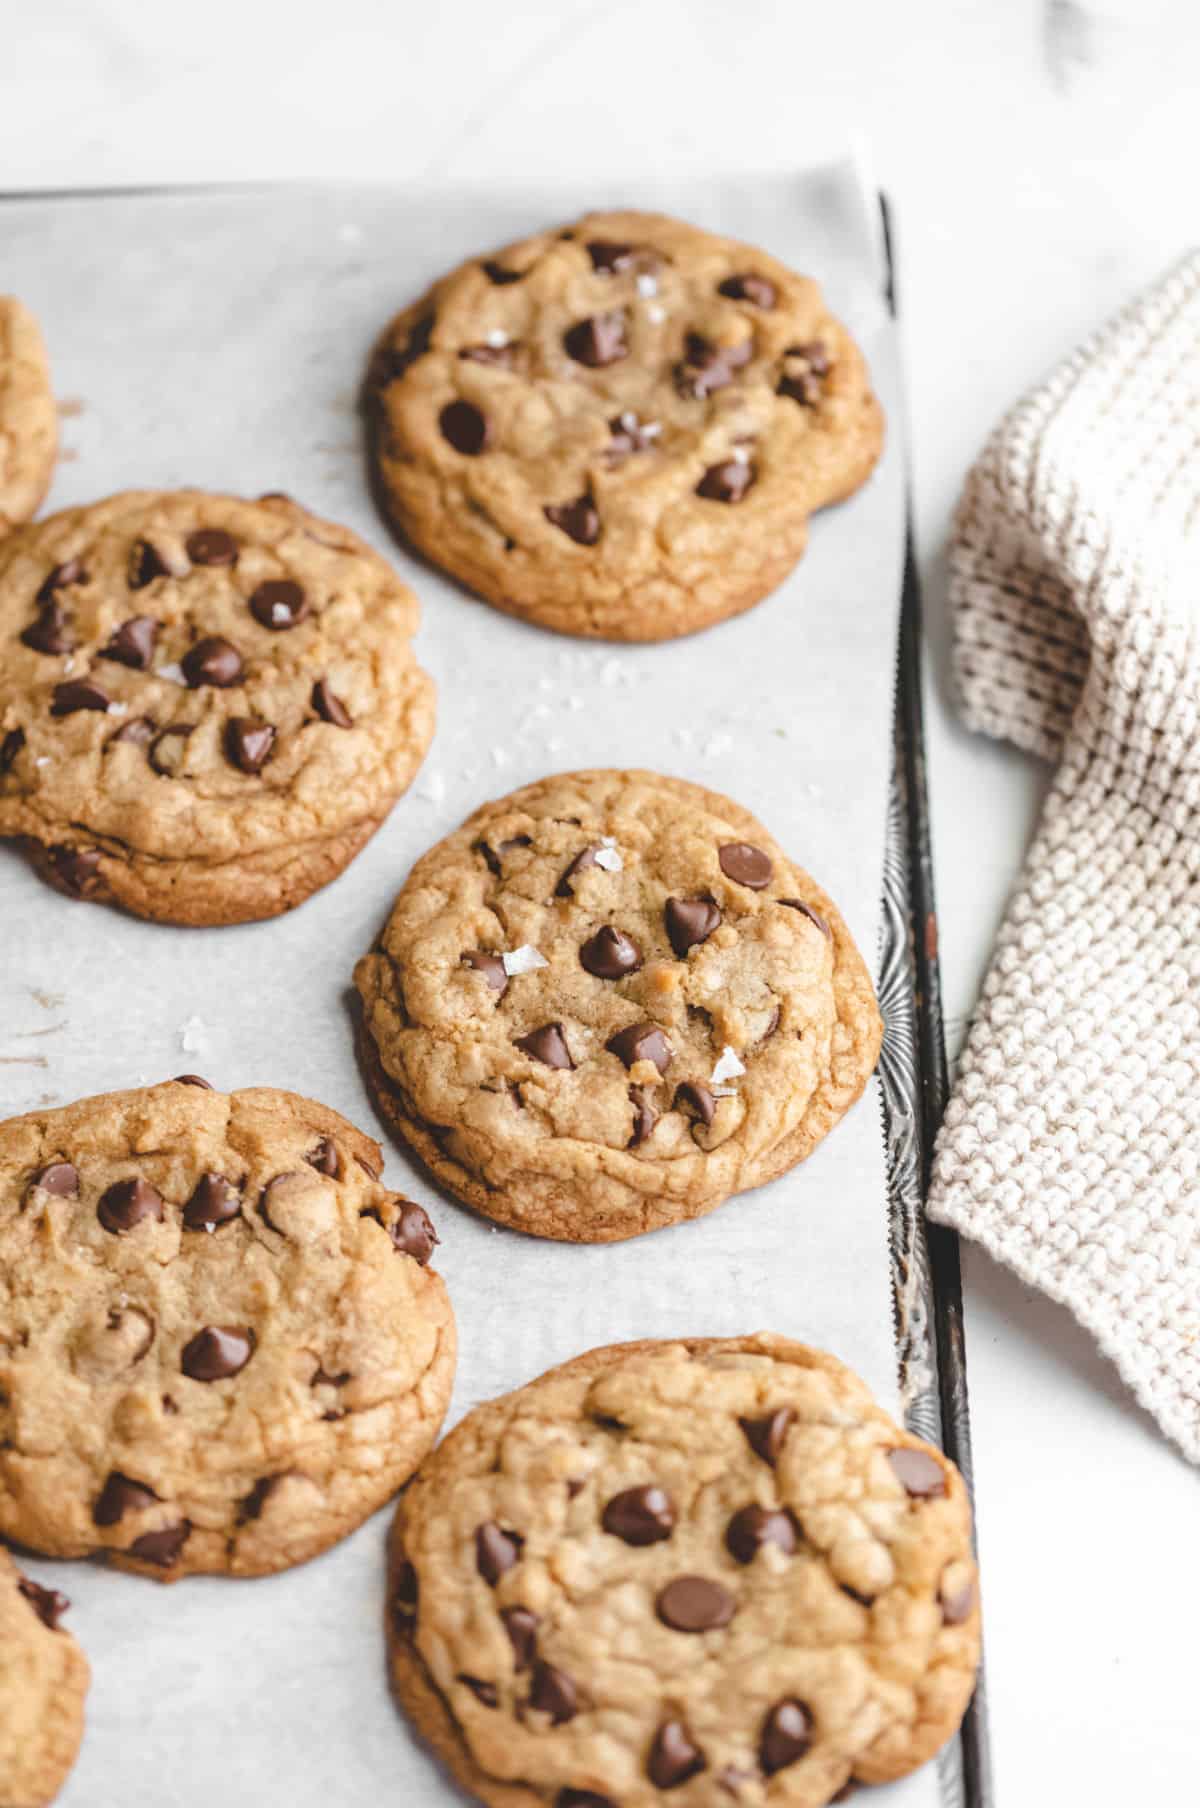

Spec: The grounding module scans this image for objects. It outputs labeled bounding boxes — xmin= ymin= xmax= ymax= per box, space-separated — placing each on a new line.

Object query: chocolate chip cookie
xmin=0 ymin=1545 xmax=89 ymax=1808
xmin=387 ymin=1334 xmax=981 ymax=1807
xmin=0 ymin=1081 xmax=456 ymax=1580
xmin=365 ymin=210 xmax=883 ymax=642
xmin=355 ymin=770 xmax=882 ymax=1242
xmin=0 ymin=489 xmax=436 ymax=924
xmin=0 ymin=297 xmax=56 ymax=537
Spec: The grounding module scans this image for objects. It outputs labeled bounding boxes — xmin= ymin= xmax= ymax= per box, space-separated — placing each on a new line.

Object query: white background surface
xmin=3 ymin=1 xmax=1199 ymax=1801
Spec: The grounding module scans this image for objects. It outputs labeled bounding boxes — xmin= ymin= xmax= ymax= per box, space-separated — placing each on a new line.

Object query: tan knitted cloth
xmin=927 ymin=252 xmax=1200 ymax=1464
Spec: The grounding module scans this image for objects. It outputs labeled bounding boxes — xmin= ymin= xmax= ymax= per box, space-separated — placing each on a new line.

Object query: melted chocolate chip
xmin=482 ymin=260 xmax=522 ymax=285
xmin=173 ymin=1073 xmax=212 ymax=1088
xmin=544 ymin=496 xmax=600 ymax=545
xmin=739 ymin=1407 xmax=795 ymax=1467
xmin=439 ymin=400 xmax=490 ymax=456
xmin=648 ymin=1720 xmax=707 ymax=1789
xmin=302 ymin=1138 xmax=340 ymax=1180
xmin=602 ymin=1485 xmax=675 ymax=1546
xmin=51 ymin=678 xmax=110 ymax=715
xmin=718 ymin=273 xmax=777 ymax=308
xmin=21 ymin=602 xmax=75 ymax=654
xmin=180 ymin=1325 xmax=255 ymax=1381
xmin=186 ymin=528 xmax=238 ymax=567
xmin=606 ymin=1022 xmax=671 ymax=1074
xmin=500 ymin=1605 xmax=539 ymax=1670
xmin=777 ymin=370 xmax=822 ymax=406
xmin=760 ymin=1699 xmax=812 ymax=1774
xmin=460 ymin=341 xmax=516 ymax=367
xmin=26 ymin=1161 xmax=79 ymax=1201
xmin=128 ymin=1521 xmax=191 ymax=1566
xmin=462 ymin=950 xmax=508 ymax=995
xmin=664 ymin=896 xmax=721 ymax=957
xmin=606 ymin=410 xmax=659 ymax=461
xmin=36 ymin=559 xmax=88 ymax=604
xmin=149 ymin=726 xmax=192 ymax=776
xmin=655 ymin=1576 xmax=735 ymax=1633
xmin=564 ymin=312 xmax=627 ymax=367
xmin=586 ymin=241 xmax=633 ymax=273
xmin=93 ymin=1472 xmax=159 ymax=1526
xmin=787 ymin=339 xmax=830 ymax=376
xmin=100 ymin=615 xmax=159 ymax=670
xmin=779 ymin=898 xmax=831 ymax=936
xmin=0 ymin=727 xmax=25 ymax=770
xmin=580 ymin=925 xmax=642 ymax=979
xmin=110 ymin=715 xmax=155 ymax=747
xmin=182 ymin=635 xmax=244 ymax=687
xmin=696 ymin=458 xmax=756 ymax=503
xmin=725 ymin=1504 xmax=798 ymax=1565
xmin=514 ymin=1023 xmax=573 ymax=1070
xmin=477 ymin=833 xmax=531 ymax=875
xmin=555 ymin=845 xmax=601 ymax=896
xmin=557 ymin=1793 xmax=616 ymax=1808
xmin=475 ymin=1521 xmax=523 ymax=1585
xmin=392 ymin=1561 xmax=419 ymax=1629
xmin=46 ymin=846 xmax=101 ymax=896
xmin=529 ymin=1660 xmax=578 ymax=1724
xmin=128 ymin=539 xmax=168 ymax=589
xmin=97 ymin=1177 xmax=164 ymax=1235
xmin=312 ymin=678 xmax=352 ymax=727
xmin=250 ymin=579 xmax=309 ymax=630
xmin=718 ymin=842 xmax=773 ymax=888
xmin=458 ymin=1675 xmax=499 ymax=1707
xmin=628 ymin=1084 xmax=659 ymax=1147
xmin=674 ymin=1081 xmax=716 ymax=1128
xmin=388 ymin=1199 xmax=439 ymax=1265
xmin=19 ymin=1577 xmax=70 ymax=1630
xmin=225 ymin=717 xmax=276 ymax=774
xmin=237 ymin=1474 xmax=285 ymax=1523
xmin=887 ymin=1447 xmax=947 ymax=1499
xmin=675 ymin=334 xmax=752 ymax=400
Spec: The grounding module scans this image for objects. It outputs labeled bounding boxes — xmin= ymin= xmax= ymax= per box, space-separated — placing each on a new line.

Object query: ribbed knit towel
xmin=927 ymin=252 xmax=1200 ymax=1464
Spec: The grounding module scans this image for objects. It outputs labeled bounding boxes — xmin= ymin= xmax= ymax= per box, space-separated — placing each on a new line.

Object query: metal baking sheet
xmin=0 ymin=166 xmax=972 ymax=1807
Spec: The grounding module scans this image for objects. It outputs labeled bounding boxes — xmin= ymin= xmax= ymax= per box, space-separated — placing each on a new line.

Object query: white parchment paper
xmin=0 ymin=166 xmax=928 ymax=1805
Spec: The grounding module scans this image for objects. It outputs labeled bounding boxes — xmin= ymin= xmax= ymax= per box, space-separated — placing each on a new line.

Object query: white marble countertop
xmin=4 ymin=2 xmax=1198 ymax=1800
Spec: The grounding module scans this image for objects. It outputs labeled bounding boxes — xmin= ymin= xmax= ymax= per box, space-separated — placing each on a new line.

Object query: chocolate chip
xmin=182 ymin=635 xmax=244 ymax=687
xmin=181 ymin=1325 xmax=255 ymax=1381
xmin=462 ymin=950 xmax=508 ymax=995
xmin=557 ymin=1794 xmax=615 ymax=1808
xmin=887 ymin=1447 xmax=947 ymax=1499
xmin=482 ymin=259 xmax=522 ymax=285
xmin=696 ymin=459 xmax=756 ymax=503
xmin=718 ymin=842 xmax=773 ymax=888
xmin=108 ymin=715 xmax=154 ymax=748
xmin=777 ymin=370 xmax=822 ymax=406
xmin=606 ymin=1022 xmax=671 ymax=1074
xmin=586 ymin=241 xmax=633 ymax=273
xmin=500 ymin=1605 xmax=539 ymax=1670
xmin=476 ymin=1521 xmax=523 ymax=1585
xmin=392 ymin=1561 xmax=419 ymax=1630
xmin=26 ymin=1161 xmax=79 ymax=1201
xmin=20 ymin=603 xmax=75 ymax=654
xmin=628 ymin=1084 xmax=659 ymax=1147
xmin=100 ymin=615 xmax=159 ymax=670
xmin=97 ymin=1177 xmax=164 ymax=1235
xmin=312 ymin=678 xmax=352 ymax=727
xmin=655 ymin=1576 xmax=734 ymax=1633
xmin=304 ymin=1138 xmax=341 ymax=1179
xmin=225 ymin=717 xmax=276 ymax=774
xmin=0 ymin=727 xmax=25 ymax=771
xmin=664 ymin=897 xmax=721 ymax=958
xmin=841 ymin=1584 xmax=874 ymax=1607
xmin=648 ymin=1720 xmax=706 ymax=1790
xmin=458 ymin=1675 xmax=499 ymax=1707
xmin=36 ymin=559 xmax=88 ymax=604
xmin=602 ymin=1485 xmax=675 ymax=1546
xmin=514 ymin=1023 xmax=573 ymax=1069
xmin=128 ymin=539 xmax=168 ymax=589
xmin=477 ymin=832 xmax=531 ymax=875
xmin=46 ymin=846 xmax=101 ymax=896
xmin=186 ymin=528 xmax=238 ymax=566
xmin=528 ymin=1660 xmax=578 ymax=1724
xmin=389 ymin=1199 xmax=439 ymax=1265
xmin=250 ymin=579 xmax=308 ymax=630
xmin=739 ymin=1407 xmax=794 ymax=1466
xmin=174 ymin=1074 xmax=212 ymax=1088
xmin=580 ymin=925 xmax=642 ymax=979
xmin=940 ymin=1573 xmax=976 ymax=1625
xmin=183 ymin=1172 xmax=237 ymax=1227
xmin=606 ymin=410 xmax=659 ymax=461
xmin=439 ymin=400 xmax=490 ymax=455
xmin=51 ymin=678 xmax=111 ymax=716
xmin=779 ymin=898 xmax=830 ymax=936
xmin=544 ymin=497 xmax=600 ymax=545
xmin=564 ymin=312 xmax=627 ymax=367
xmin=93 ymin=1472 xmax=159 ymax=1526
xmin=718 ymin=273 xmax=777 ymax=308
xmin=237 ymin=1474 xmax=285 ymax=1523
xmin=460 ymin=341 xmax=516 ymax=367
xmin=149 ymin=726 xmax=192 ymax=776
xmin=128 ymin=1521 xmax=191 ymax=1566
xmin=787 ymin=339 xmax=830 ymax=376
xmin=674 ymin=1081 xmax=716 ymax=1128
xmin=725 ymin=1504 xmax=798 ymax=1565
xmin=555 ymin=845 xmax=601 ymax=896
xmin=19 ymin=1578 xmax=70 ymax=1630
xmin=675 ymin=334 xmax=752 ymax=400
xmin=760 ymin=1699 xmax=812 ymax=1774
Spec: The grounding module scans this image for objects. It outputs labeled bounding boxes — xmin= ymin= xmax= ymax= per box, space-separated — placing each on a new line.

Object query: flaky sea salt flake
xmin=503 ymin=945 xmax=548 ymax=977
xmin=711 ymin=1046 xmax=746 ymax=1085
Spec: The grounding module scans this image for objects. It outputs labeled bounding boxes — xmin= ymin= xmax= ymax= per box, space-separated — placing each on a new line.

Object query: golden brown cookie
xmin=0 ymin=1081 xmax=456 ymax=1581
xmin=0 ymin=489 xmax=436 ymax=924
xmin=0 ymin=1546 xmax=89 ymax=1808
xmin=0 ymin=297 xmax=56 ymax=537
xmin=365 ymin=210 xmax=883 ymax=641
xmin=387 ymin=1334 xmax=981 ymax=1808
xmin=355 ymin=770 xmax=881 ymax=1241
